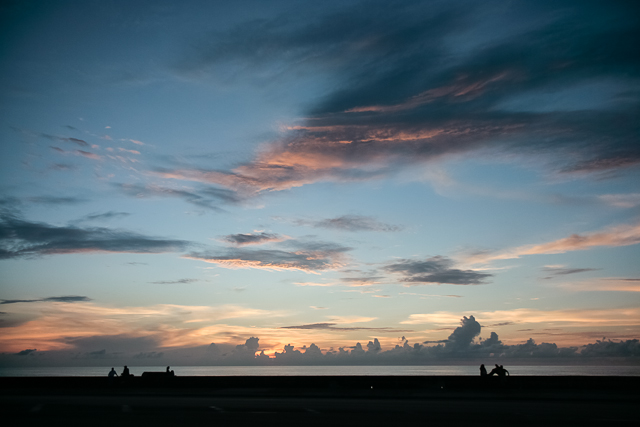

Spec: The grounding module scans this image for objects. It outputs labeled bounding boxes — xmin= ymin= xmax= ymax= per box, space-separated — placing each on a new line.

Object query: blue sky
xmin=1 ymin=0 xmax=639 ymax=365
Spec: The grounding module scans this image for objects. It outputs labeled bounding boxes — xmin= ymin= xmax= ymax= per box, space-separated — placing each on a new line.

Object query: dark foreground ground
xmin=1 ymin=375 xmax=638 ymax=426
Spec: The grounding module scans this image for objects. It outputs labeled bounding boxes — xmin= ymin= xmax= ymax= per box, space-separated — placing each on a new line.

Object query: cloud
xmin=25 ymin=196 xmax=87 ymax=205
xmin=294 ymin=282 xmax=336 ymax=287
xmin=185 ymin=240 xmax=351 ymax=273
xmin=117 ymin=148 xmax=140 ymax=155
xmin=467 ymin=222 xmax=640 ymax=264
xmin=598 ymin=193 xmax=640 ymax=208
xmin=384 ymin=256 xmax=492 ymax=285
xmin=557 ymin=278 xmax=640 ymax=293
xmin=1 ymin=306 xmax=637 ymax=364
xmin=0 ymin=300 xmax=287 ymax=353
xmin=133 ymin=351 xmax=163 ymax=359
xmin=402 ymin=308 xmax=640 ymax=328
xmin=75 ymin=211 xmax=131 ymax=223
xmin=1 ymin=296 xmax=92 ymax=305
xmin=279 ymin=323 xmax=411 ymax=333
xmin=63 ymin=137 xmax=89 ymax=147
xmin=75 ymin=150 xmax=101 ymax=160
xmin=50 ymin=163 xmax=77 ymax=171
xmin=0 ymin=212 xmax=189 ymax=259
xmin=50 ymin=146 xmax=102 ymax=160
xmin=115 ymin=183 xmax=242 ymax=211
xmin=15 ymin=349 xmax=37 ymax=356
xmin=340 ymin=276 xmax=384 ymax=286
xmin=328 ymin=316 xmax=376 ymax=324
xmin=149 ymin=279 xmax=198 ymax=285
xmin=288 ymin=215 xmax=401 ymax=232
xmin=442 ymin=315 xmax=481 ymax=351
xmin=11 ymin=127 xmax=90 ymax=147
xmin=163 ymin=2 xmax=639 ymax=196
xmin=580 ymin=338 xmax=640 ymax=357
xmin=542 ymin=266 xmax=600 ymax=279
xmin=398 ymin=292 xmax=462 ymax=298
xmin=221 ymin=232 xmax=284 ymax=246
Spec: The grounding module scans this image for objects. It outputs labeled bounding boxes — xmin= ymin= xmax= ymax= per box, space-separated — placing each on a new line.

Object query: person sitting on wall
xmin=488 ymin=364 xmax=500 ymax=376
xmin=121 ymin=365 xmax=131 ymax=377
xmin=480 ymin=364 xmax=487 ymax=377
xmin=497 ymin=365 xmax=509 ymax=377
xmin=108 ymin=367 xmax=118 ymax=378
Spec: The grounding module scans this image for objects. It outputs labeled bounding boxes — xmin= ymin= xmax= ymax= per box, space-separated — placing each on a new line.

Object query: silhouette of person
xmin=488 ymin=364 xmax=500 ymax=376
xmin=122 ymin=365 xmax=130 ymax=377
xmin=480 ymin=364 xmax=487 ymax=377
xmin=166 ymin=366 xmax=171 ymax=373
xmin=108 ymin=367 xmax=118 ymax=378
xmin=497 ymin=365 xmax=509 ymax=377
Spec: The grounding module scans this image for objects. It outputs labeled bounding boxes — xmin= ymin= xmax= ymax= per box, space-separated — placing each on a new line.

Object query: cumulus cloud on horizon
xmin=3 ymin=314 xmax=637 ymax=366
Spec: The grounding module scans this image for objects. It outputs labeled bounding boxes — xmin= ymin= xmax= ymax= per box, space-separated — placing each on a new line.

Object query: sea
xmin=1 ymin=365 xmax=639 ymax=377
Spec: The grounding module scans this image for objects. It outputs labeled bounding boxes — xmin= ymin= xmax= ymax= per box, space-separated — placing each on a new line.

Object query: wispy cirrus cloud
xmin=221 ymin=232 xmax=285 ymax=246
xmin=25 ymin=196 xmax=88 ymax=205
xmin=340 ymin=276 xmax=384 ymax=286
xmin=401 ymin=308 xmax=640 ymax=327
xmin=384 ymin=256 xmax=492 ymax=285
xmin=556 ymin=277 xmax=640 ymax=293
xmin=467 ymin=222 xmax=640 ymax=264
xmin=0 ymin=212 xmax=189 ymax=259
xmin=185 ymin=240 xmax=351 ymax=273
xmin=115 ymin=183 xmax=243 ymax=211
xmin=75 ymin=211 xmax=131 ymax=223
xmin=541 ymin=265 xmax=600 ymax=279
xmin=598 ymin=193 xmax=640 ymax=208
xmin=284 ymin=215 xmax=401 ymax=232
xmin=0 ymin=296 xmax=92 ymax=305
xmin=11 ymin=126 xmax=89 ymax=147
xmin=51 ymin=146 xmax=102 ymax=160
xmin=149 ymin=279 xmax=199 ymax=285
xmin=162 ymin=1 xmax=639 ymax=195
xmin=294 ymin=282 xmax=337 ymax=287
xmin=279 ymin=323 xmax=411 ymax=333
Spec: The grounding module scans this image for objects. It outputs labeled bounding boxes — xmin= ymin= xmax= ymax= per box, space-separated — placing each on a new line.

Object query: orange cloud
xmin=345 ymin=72 xmax=510 ymax=113
xmin=466 ymin=222 xmax=640 ymax=264
xmin=0 ymin=302 xmax=287 ymax=353
xmin=557 ymin=278 xmax=640 ymax=293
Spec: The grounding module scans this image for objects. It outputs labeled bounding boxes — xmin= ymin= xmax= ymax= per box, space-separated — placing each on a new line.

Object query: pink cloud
xmin=467 ymin=222 xmax=640 ymax=264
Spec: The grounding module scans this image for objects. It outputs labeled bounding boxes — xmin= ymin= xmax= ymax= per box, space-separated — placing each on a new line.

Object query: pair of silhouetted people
xmin=108 ymin=366 xmax=134 ymax=379
xmin=483 ymin=364 xmax=509 ymax=377
xmin=166 ymin=366 xmax=175 ymax=376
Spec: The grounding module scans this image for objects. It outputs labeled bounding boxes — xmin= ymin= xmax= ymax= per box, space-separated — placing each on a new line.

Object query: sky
xmin=1 ymin=0 xmax=639 ymax=366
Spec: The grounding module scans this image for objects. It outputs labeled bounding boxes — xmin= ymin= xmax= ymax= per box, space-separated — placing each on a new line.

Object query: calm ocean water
xmin=1 ymin=365 xmax=639 ymax=377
